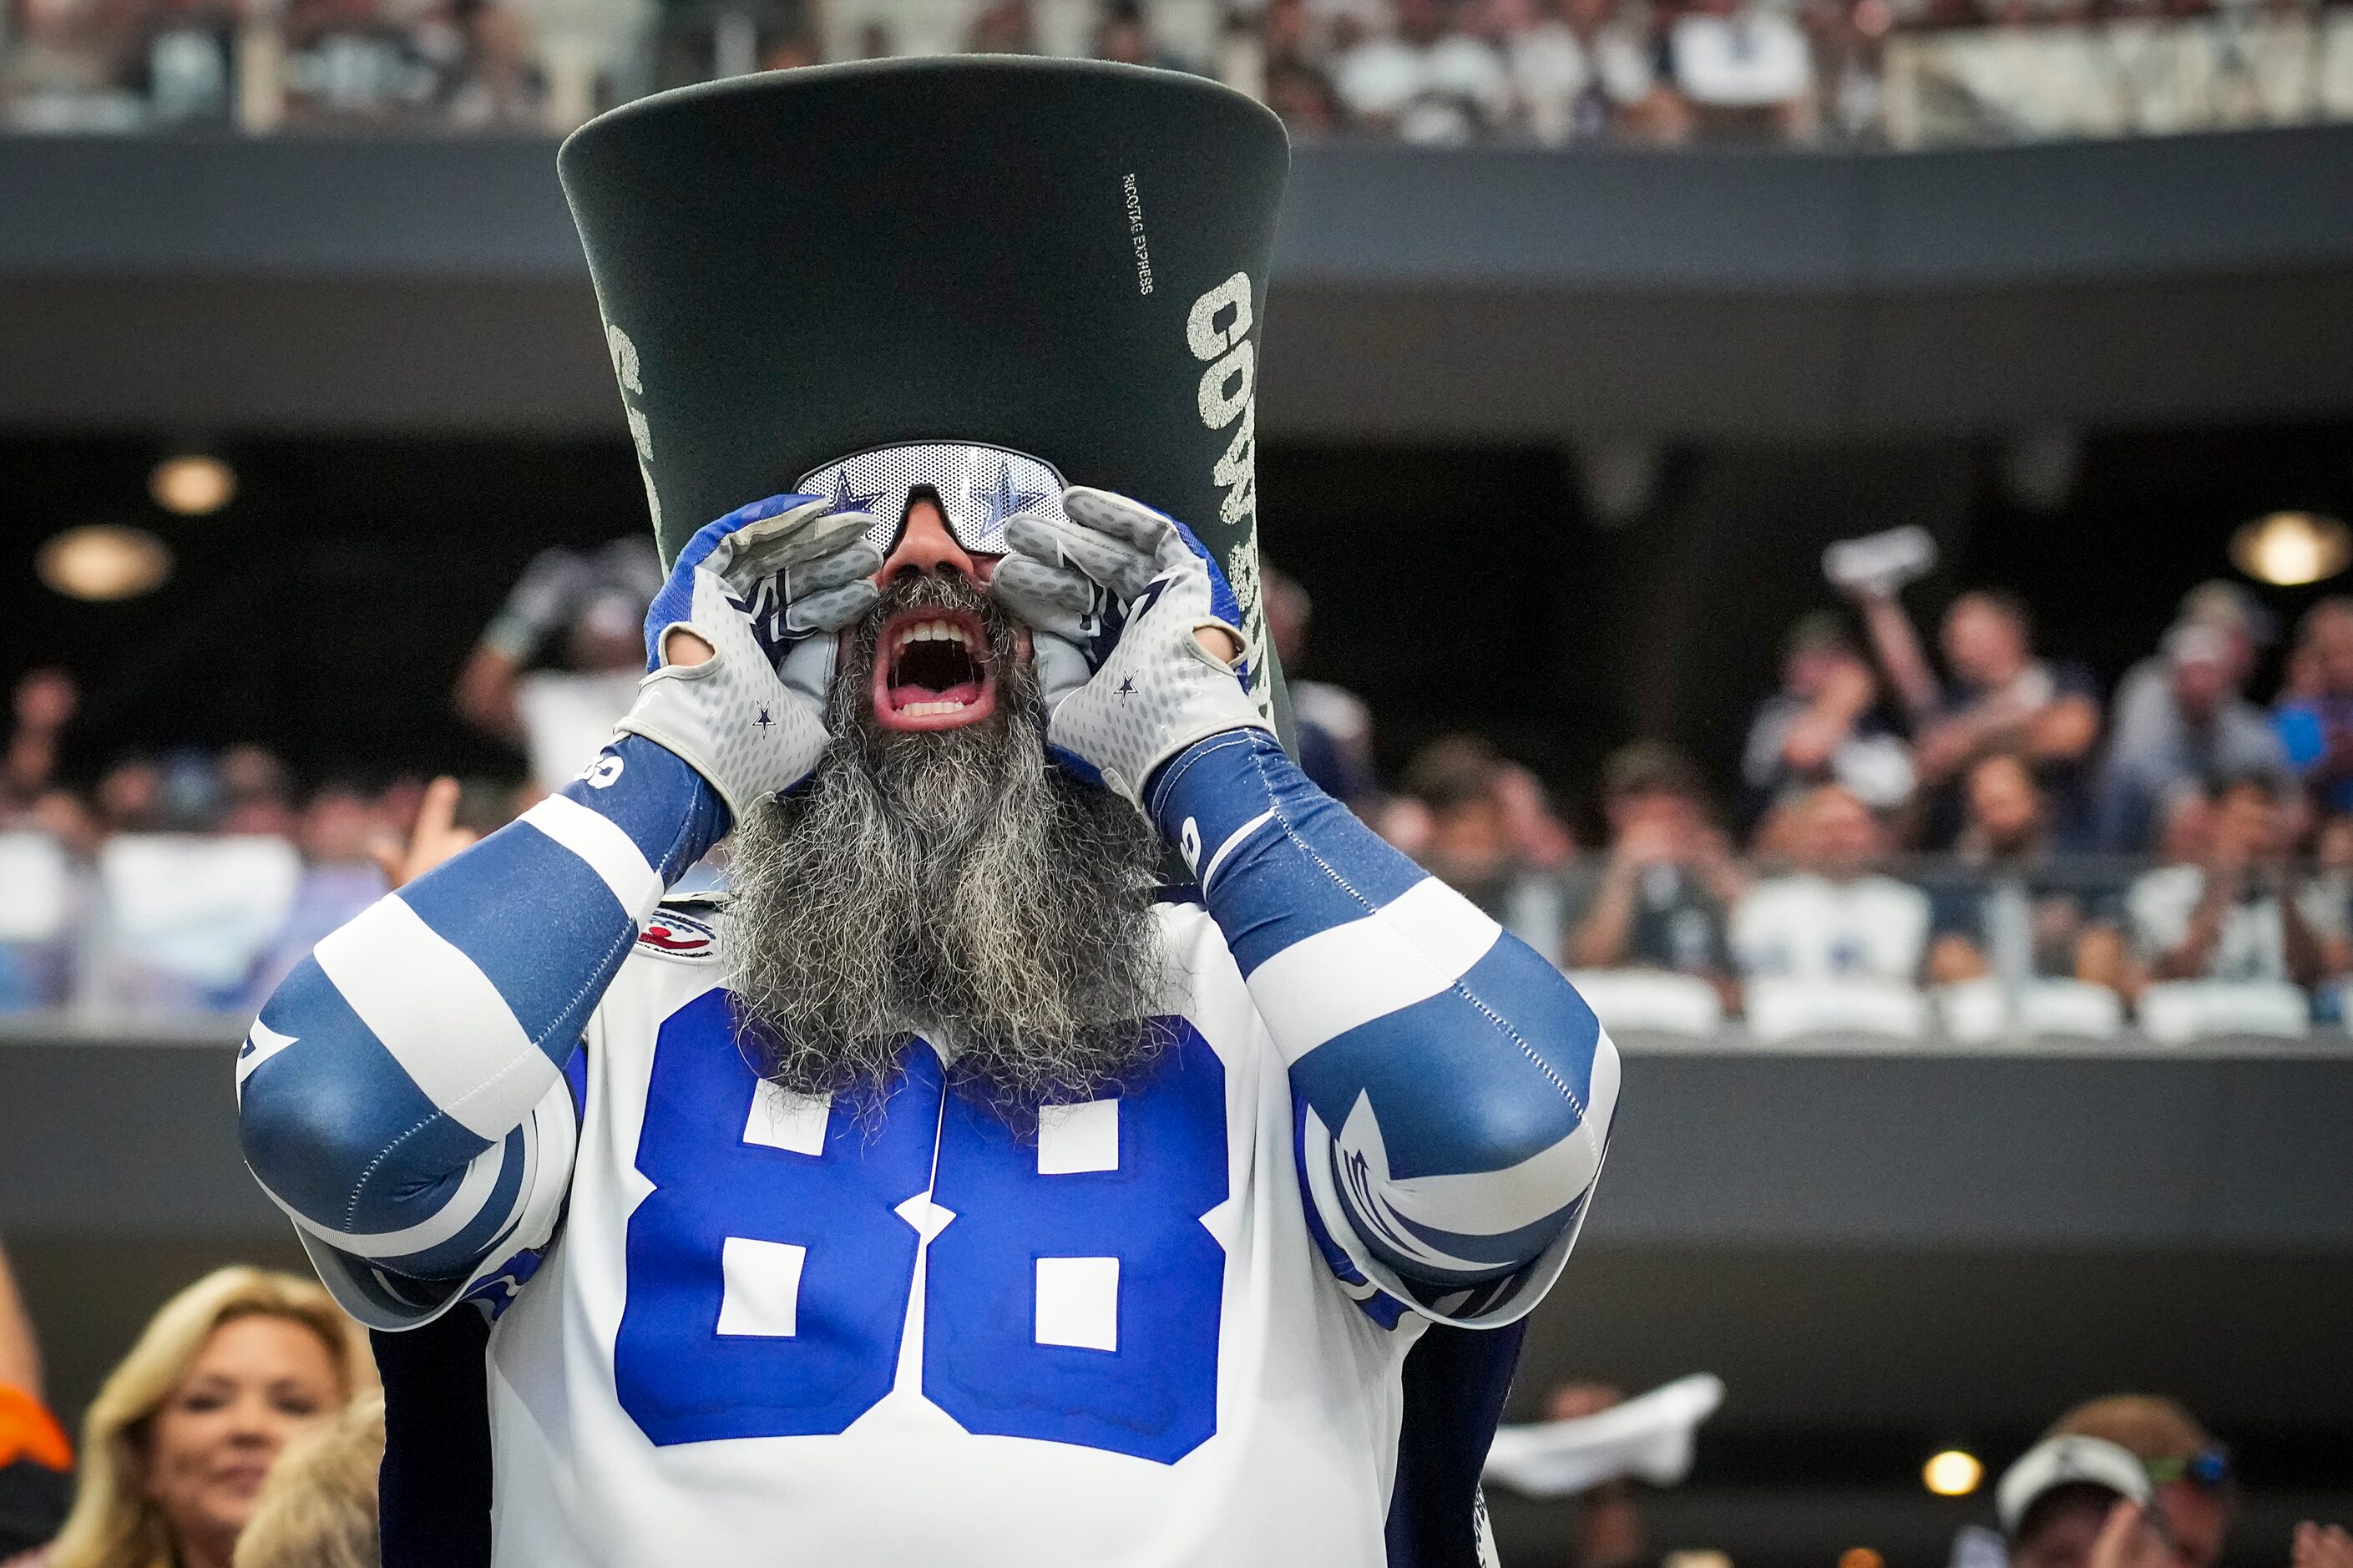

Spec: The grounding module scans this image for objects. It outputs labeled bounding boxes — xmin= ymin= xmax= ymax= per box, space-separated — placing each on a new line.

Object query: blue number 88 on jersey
xmin=615 ymin=990 xmax=1228 ymax=1464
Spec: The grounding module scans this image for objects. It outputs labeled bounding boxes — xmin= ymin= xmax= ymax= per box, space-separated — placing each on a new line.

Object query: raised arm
xmin=237 ymin=497 xmax=876 ymax=1324
xmin=1150 ymin=727 xmax=1616 ymax=1321
xmin=998 ymin=487 xmax=1617 ymax=1326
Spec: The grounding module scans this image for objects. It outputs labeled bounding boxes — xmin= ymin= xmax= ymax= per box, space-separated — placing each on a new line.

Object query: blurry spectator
xmin=967 ymin=0 xmax=1037 ymax=52
xmin=1738 ymin=610 xmax=1914 ymax=829
xmin=1263 ymin=48 xmax=1343 ymax=127
xmin=1227 ymin=0 xmax=1346 ymax=128
xmin=136 ymin=0 xmax=238 ymax=126
xmin=1996 ymin=1430 xmax=2159 ymax=1568
xmin=1401 ymin=735 xmax=1578 ymax=953
xmin=244 ymin=781 xmax=395 ymax=1006
xmin=2108 ymin=580 xmax=2270 ymax=772
xmin=1333 ymin=0 xmax=1511 ymax=142
xmin=44 ymin=1267 xmax=373 ymax=1568
xmin=281 ymin=0 xmax=440 ymax=124
xmin=0 ymin=808 xmax=87 ymax=1013
xmin=0 ymin=0 xmax=143 ymax=131
xmin=1543 ymin=1383 xmax=1647 ymax=1568
xmin=215 ymin=746 xmax=299 ymax=839
xmin=20 ymin=792 xmax=99 ymax=862
xmin=1668 ymin=0 xmax=1814 ymax=139
xmin=1095 ymin=0 xmax=1189 ymax=68
xmin=1565 ymin=742 xmax=1743 ymax=1007
xmin=2095 ymin=620 xmax=2292 ymax=852
xmin=0 ymin=1232 xmax=71 ymax=1564
xmin=1926 ymin=750 xmax=2124 ymax=990
xmin=1507 ymin=0 xmax=1665 ymax=143
xmin=229 ymin=1392 xmax=384 ymax=1568
xmin=367 ymin=774 xmax=480 ymax=889
xmin=2272 ymin=597 xmax=2353 ymax=816
xmin=1263 ymin=565 xmax=1376 ymax=807
xmin=1801 ymin=0 xmax=1885 ymax=142
xmin=2153 ymin=782 xmax=2214 ymax=868
xmin=453 ymin=536 xmax=660 ymax=794
xmin=2127 ymin=773 xmax=2322 ymax=989
xmin=435 ymin=0 xmax=544 ymax=129
xmin=1852 ymin=584 xmax=2102 ymax=847
xmin=2044 ymin=1396 xmax=2237 ymax=1568
xmin=3 ymin=670 xmax=76 ymax=814
xmin=1730 ymin=783 xmax=1926 ymax=981
xmin=2299 ymin=810 xmax=2353 ymax=986
xmin=93 ymin=760 xmax=164 ymax=836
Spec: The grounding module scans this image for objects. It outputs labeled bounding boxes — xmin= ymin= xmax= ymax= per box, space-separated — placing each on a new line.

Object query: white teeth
xmin=898 ymin=700 xmax=972 ymax=717
xmin=893 ymin=619 xmax=976 ymax=651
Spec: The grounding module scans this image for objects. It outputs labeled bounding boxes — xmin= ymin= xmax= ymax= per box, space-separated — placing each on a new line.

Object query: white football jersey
xmin=478 ymin=897 xmax=1437 ymax=1567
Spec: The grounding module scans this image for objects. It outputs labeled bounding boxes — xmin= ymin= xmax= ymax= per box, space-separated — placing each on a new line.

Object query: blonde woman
xmin=230 ymin=1391 xmax=383 ymax=1568
xmin=43 ymin=1267 xmax=372 ymax=1568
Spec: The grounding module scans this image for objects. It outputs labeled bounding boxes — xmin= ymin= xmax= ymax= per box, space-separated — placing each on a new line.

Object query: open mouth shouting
xmin=870 ymin=604 xmax=998 ymax=731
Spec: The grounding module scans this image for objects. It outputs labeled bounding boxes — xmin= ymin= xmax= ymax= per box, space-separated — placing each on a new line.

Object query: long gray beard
xmin=726 ymin=575 xmax=1170 ymax=1119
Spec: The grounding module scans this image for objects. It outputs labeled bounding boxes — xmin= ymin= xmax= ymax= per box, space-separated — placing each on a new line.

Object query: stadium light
xmin=2230 ymin=511 xmax=2350 ymax=587
xmin=1923 ymin=1449 xmax=1985 ymax=1497
xmin=149 ymin=453 xmax=236 ymax=516
xmin=37 ymin=524 xmax=173 ymax=601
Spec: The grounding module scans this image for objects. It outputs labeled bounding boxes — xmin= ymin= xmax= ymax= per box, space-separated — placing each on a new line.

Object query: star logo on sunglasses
xmin=969 ymin=458 xmax=1050 ymax=531
xmin=827 ymin=472 xmax=888 ymax=518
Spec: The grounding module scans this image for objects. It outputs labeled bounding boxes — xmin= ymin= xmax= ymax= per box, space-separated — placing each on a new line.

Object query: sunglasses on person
xmin=797 ymin=442 xmax=1069 ymax=561
xmin=2144 ymin=1449 xmax=2234 ymax=1489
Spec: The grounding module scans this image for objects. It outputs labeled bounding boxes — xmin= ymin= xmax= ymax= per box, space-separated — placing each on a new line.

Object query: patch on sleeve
xmin=635 ymin=907 xmax=721 ymax=963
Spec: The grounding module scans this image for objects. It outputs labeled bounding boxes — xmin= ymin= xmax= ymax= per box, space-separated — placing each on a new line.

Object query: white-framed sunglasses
xmin=796 ymin=441 xmax=1070 ymax=560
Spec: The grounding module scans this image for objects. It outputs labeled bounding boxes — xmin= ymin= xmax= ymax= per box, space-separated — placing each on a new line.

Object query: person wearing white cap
xmin=2094 ymin=620 xmax=2294 ymax=853
xmin=1998 ymin=1433 xmax=2162 ymax=1568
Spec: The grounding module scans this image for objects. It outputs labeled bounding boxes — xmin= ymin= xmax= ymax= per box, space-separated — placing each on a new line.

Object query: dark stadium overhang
xmin=2 ymin=126 xmax=2350 ymax=439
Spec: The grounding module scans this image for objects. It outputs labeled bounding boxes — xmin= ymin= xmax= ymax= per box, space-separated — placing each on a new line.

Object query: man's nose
xmin=876 ymin=499 xmax=975 ymax=585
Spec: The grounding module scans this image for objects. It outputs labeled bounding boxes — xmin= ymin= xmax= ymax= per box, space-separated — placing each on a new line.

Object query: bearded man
xmin=235 ymin=58 xmax=1617 ymax=1568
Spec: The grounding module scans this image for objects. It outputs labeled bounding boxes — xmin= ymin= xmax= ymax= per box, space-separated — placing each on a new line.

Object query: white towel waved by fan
xmin=1483 ymin=1373 xmax=1726 ymax=1497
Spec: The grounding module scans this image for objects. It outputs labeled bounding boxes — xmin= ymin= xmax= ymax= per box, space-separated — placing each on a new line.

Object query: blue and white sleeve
xmin=1146 ymin=727 xmax=1617 ymax=1328
xmin=235 ymin=736 xmax=727 ymax=1329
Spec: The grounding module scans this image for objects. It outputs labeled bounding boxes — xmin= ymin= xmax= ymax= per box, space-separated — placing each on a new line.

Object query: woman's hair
xmin=46 ymin=1267 xmax=372 ymax=1568
xmin=230 ymin=1391 xmax=385 ymax=1568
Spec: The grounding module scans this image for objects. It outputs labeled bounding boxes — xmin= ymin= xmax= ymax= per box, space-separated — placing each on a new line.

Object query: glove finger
xmin=784 ymin=579 xmax=881 ymax=635
xmin=989 ymin=557 xmax=1098 ymax=642
xmin=726 ymin=507 xmax=877 ymax=579
xmin=1001 ymin=511 xmax=1075 ymax=568
xmin=1008 ymin=511 xmax=1161 ymax=603
xmin=782 ymin=540 xmax=884 ymax=596
xmin=702 ymin=497 xmax=828 ymax=571
xmin=1061 ymin=486 xmax=1181 ymax=560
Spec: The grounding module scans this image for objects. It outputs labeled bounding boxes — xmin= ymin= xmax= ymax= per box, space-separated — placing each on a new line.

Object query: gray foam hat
xmin=1997 ymin=1435 xmax=2154 ymax=1535
xmin=558 ymin=57 xmax=1293 ymax=735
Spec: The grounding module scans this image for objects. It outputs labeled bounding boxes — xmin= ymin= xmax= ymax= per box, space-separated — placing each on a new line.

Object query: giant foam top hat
xmin=559 ymin=56 xmax=1292 ymax=718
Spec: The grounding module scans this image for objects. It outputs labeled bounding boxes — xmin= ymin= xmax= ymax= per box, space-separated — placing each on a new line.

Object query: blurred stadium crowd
xmin=5 ymin=0 xmax=2353 ymax=144
xmin=10 ymin=529 xmax=2353 ymax=1046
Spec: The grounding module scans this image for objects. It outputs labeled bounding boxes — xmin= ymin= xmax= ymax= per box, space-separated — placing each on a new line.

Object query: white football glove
xmin=993 ymin=485 xmax=1269 ymax=805
xmin=616 ymin=493 xmax=880 ymax=824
